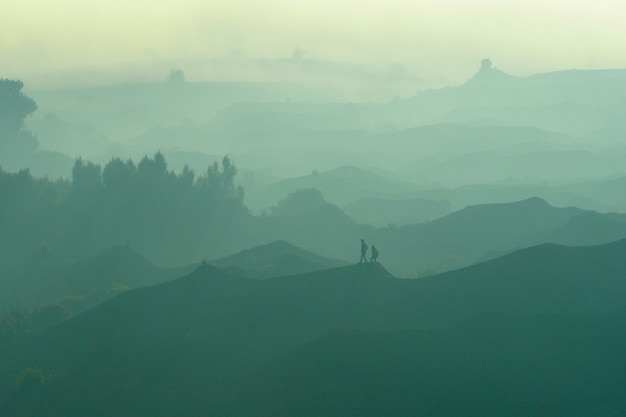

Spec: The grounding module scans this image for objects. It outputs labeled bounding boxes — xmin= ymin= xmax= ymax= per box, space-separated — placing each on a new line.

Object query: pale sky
xmin=2 ymin=0 xmax=625 ymax=88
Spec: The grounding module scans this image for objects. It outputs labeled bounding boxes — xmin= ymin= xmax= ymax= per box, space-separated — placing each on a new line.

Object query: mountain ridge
xmin=2 ymin=239 xmax=625 ymax=416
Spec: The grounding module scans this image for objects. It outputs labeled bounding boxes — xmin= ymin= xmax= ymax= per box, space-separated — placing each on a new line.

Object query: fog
xmin=3 ymin=0 xmax=626 ymax=89
xmin=2 ymin=2 xmax=626 ymax=416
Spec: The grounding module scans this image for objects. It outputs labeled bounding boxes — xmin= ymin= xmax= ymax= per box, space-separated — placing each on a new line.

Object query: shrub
xmin=14 ymin=367 xmax=54 ymax=392
xmin=0 ymin=306 xmax=31 ymax=344
xmin=30 ymin=302 xmax=69 ymax=328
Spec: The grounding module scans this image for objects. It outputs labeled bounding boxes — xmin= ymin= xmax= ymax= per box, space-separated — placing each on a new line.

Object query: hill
xmin=210 ymin=240 xmax=350 ymax=278
xmin=341 ymin=196 xmax=451 ymax=226
xmin=373 ymin=197 xmax=588 ymax=275
xmin=396 ymin=66 xmax=626 ymax=135
xmin=413 ymin=175 xmax=626 ymax=213
xmin=385 ymin=124 xmax=580 ymax=160
xmin=1 ymin=239 xmax=625 ymax=415
xmin=2 ymin=245 xmax=194 ymax=310
xmin=240 ymin=197 xmax=622 ymax=276
xmin=248 ymin=165 xmax=424 ymax=210
xmin=248 ymin=310 xmax=626 ymax=417
xmin=513 ymin=211 xmax=626 ymax=248
xmin=400 ymin=149 xmax=626 ymax=185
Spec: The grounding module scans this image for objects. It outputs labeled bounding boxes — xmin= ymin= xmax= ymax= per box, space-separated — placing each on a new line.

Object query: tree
xmin=0 ymin=79 xmax=39 ymax=155
xmin=270 ymin=188 xmax=326 ymax=216
xmin=199 ymin=155 xmax=242 ymax=201
xmin=71 ymin=158 xmax=103 ymax=196
xmin=102 ymin=157 xmax=136 ymax=192
xmin=480 ymin=58 xmax=493 ymax=71
xmin=166 ymin=69 xmax=185 ymax=83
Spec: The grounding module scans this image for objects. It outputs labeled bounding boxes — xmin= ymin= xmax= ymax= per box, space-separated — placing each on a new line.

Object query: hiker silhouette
xmin=360 ymin=239 xmax=369 ymax=263
xmin=370 ymin=245 xmax=379 ymax=262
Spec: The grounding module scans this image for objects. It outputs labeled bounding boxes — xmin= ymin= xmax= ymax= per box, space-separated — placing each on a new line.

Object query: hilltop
xmin=1 ymin=239 xmax=625 ymax=416
xmin=373 ymin=197 xmax=589 ymax=274
xmin=210 ymin=240 xmax=350 ymax=278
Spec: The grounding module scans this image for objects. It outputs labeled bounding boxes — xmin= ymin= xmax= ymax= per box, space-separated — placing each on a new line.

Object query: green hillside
xmin=1 ymin=240 xmax=625 ymax=416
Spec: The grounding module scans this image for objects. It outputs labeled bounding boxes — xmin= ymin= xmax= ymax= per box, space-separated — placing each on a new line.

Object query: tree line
xmin=0 ymin=153 xmax=249 ymax=268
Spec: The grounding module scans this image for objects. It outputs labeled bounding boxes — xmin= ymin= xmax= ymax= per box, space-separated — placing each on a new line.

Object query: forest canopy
xmin=0 ymin=153 xmax=248 ymax=267
xmin=0 ymin=79 xmax=39 ymax=155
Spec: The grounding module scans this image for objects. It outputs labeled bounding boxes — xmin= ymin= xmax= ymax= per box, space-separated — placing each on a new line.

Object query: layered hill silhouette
xmin=2 ymin=244 xmax=194 ymax=310
xmin=341 ymin=195 xmax=451 ymax=226
xmin=241 ymin=197 xmax=623 ymax=276
xmin=513 ymin=211 xmax=626 ymax=248
xmin=210 ymin=240 xmax=350 ymax=278
xmin=1 ymin=239 xmax=625 ymax=416
xmin=479 ymin=211 xmax=626 ymax=263
xmin=400 ymin=149 xmax=626 ymax=185
xmin=414 ymin=174 xmax=626 ymax=214
xmin=397 ymin=66 xmax=626 ymax=134
xmin=247 ymin=165 xmax=423 ymax=211
xmin=373 ymin=197 xmax=589 ymax=274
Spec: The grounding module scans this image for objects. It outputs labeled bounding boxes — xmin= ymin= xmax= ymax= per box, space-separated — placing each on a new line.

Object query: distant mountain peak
xmin=465 ymin=59 xmax=517 ymax=85
xmin=518 ymin=196 xmax=551 ymax=207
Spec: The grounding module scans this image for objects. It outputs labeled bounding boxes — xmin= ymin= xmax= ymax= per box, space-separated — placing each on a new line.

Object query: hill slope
xmin=1 ymin=239 xmax=625 ymax=416
xmin=248 ymin=310 xmax=626 ymax=417
xmin=3 ymin=245 xmax=194 ymax=310
xmin=210 ymin=240 xmax=350 ymax=278
xmin=374 ymin=197 xmax=588 ymax=275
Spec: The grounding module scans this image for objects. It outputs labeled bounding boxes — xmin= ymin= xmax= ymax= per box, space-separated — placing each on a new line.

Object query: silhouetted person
xmin=370 ymin=245 xmax=379 ymax=262
xmin=359 ymin=239 xmax=368 ymax=263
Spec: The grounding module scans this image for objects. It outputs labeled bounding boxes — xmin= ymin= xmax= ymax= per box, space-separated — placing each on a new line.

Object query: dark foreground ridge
xmin=1 ymin=240 xmax=625 ymax=416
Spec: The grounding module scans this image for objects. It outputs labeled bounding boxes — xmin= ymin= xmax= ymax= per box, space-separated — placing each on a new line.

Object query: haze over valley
xmin=1 ymin=1 xmax=625 ymax=415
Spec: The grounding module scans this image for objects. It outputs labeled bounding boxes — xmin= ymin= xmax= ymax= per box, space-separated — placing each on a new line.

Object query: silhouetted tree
xmin=102 ymin=157 xmax=136 ymax=192
xmin=137 ymin=152 xmax=168 ymax=183
xmin=179 ymin=165 xmax=195 ymax=188
xmin=0 ymin=79 xmax=38 ymax=155
xmin=167 ymin=69 xmax=185 ymax=83
xmin=1 ymin=153 xmax=249 ymax=265
xmin=480 ymin=58 xmax=493 ymax=71
xmin=71 ymin=158 xmax=103 ymax=196
xmin=271 ymin=188 xmax=325 ymax=216
xmin=197 ymin=156 xmax=243 ymax=206
xmin=0 ymin=167 xmax=67 ymax=268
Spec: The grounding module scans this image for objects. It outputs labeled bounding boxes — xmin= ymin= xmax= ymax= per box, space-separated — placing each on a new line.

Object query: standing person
xmin=370 ymin=245 xmax=379 ymax=262
xmin=360 ymin=239 xmax=369 ymax=263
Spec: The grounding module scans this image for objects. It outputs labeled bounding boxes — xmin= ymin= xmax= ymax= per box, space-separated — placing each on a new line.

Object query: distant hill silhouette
xmin=464 ymin=59 xmax=519 ymax=86
xmin=247 ymin=201 xmax=368 ymax=265
xmin=478 ymin=211 xmax=626 ymax=263
xmin=374 ymin=197 xmax=588 ymax=274
xmin=513 ymin=211 xmax=626 ymax=248
xmin=1 ymin=239 xmax=625 ymax=416
xmin=413 ymin=174 xmax=626 ymax=214
xmin=400 ymin=149 xmax=626 ymax=185
xmin=386 ymin=124 xmax=578 ymax=160
xmin=397 ymin=66 xmax=626 ymax=135
xmin=341 ymin=196 xmax=451 ymax=226
xmin=3 ymin=244 xmax=194 ymax=309
xmin=241 ymin=197 xmax=622 ymax=276
xmin=248 ymin=165 xmax=423 ymax=210
xmin=210 ymin=240 xmax=350 ymax=278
